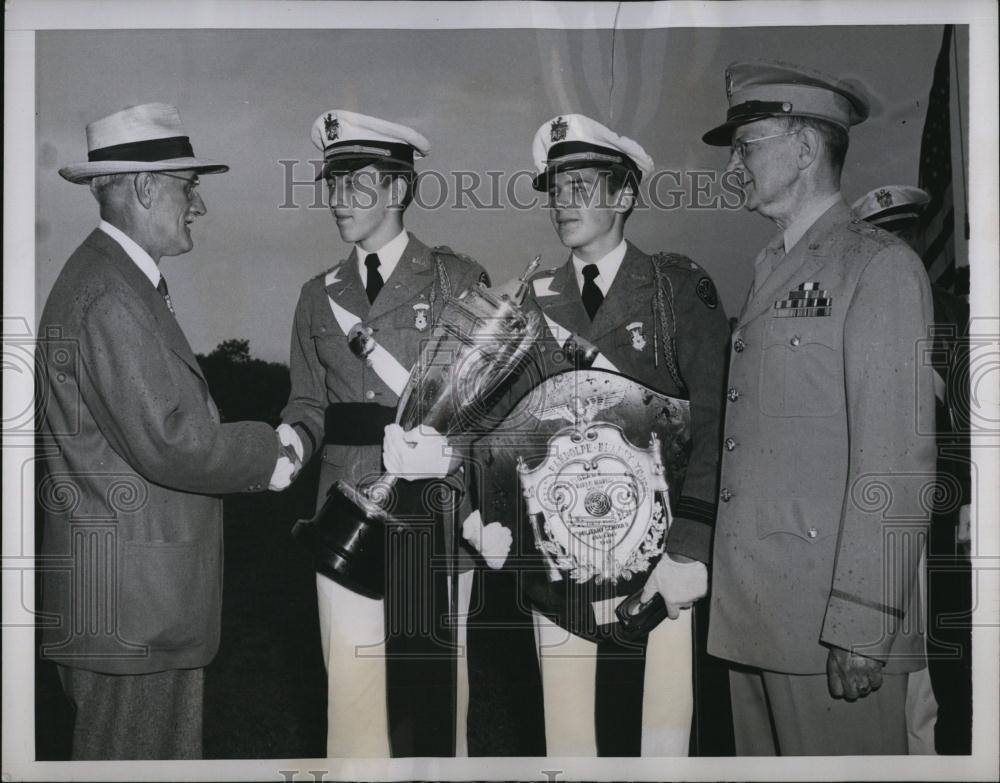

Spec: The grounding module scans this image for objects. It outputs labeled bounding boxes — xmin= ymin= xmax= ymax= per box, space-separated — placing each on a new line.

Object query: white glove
xmin=382 ymin=423 xmax=458 ymax=480
xmin=462 ymin=510 xmax=513 ymax=570
xmin=268 ymin=429 xmax=302 ymax=491
xmin=639 ymin=555 xmax=708 ymax=620
xmin=276 ymin=422 xmax=304 ymax=462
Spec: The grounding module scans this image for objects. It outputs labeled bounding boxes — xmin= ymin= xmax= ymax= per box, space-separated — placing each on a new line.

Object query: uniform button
xmin=725 ymin=437 xmax=737 ymax=451
xmin=733 ymin=337 xmax=745 ymax=353
xmin=720 ymin=488 xmax=733 ymax=502
xmin=365 ymin=390 xmax=376 ymax=400
xmin=790 ymin=335 xmax=801 ymax=347
xmin=727 ymin=387 xmax=741 ymax=402
xmin=807 ymin=527 xmax=818 ymax=539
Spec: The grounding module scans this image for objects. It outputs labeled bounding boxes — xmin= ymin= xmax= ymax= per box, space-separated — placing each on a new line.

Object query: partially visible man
xmin=279 ymin=110 xmax=488 ymax=757
xmin=854 ymin=184 xmax=973 ymax=754
xmin=37 ymin=102 xmax=298 ymax=760
xmin=702 ymin=63 xmax=937 ymax=755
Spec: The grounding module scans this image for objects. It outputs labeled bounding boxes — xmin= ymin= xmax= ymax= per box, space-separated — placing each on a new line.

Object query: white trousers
xmin=533 ymin=607 xmax=693 ymax=756
xmin=905 ymin=547 xmax=938 ymax=754
xmin=317 ymin=571 xmax=473 ymax=758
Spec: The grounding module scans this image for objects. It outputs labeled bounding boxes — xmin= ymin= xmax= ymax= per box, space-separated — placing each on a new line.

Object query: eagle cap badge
xmin=550 ymin=116 xmax=569 ymax=142
xmin=324 ymin=113 xmax=340 ymax=142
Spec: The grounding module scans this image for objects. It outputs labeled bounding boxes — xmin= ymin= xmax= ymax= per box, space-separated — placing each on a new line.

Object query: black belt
xmin=324 ymin=402 xmax=396 ymax=445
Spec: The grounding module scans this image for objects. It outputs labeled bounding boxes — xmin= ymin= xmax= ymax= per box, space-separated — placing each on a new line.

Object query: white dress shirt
xmin=571 ymin=238 xmax=627 ymax=297
xmin=356 ymin=229 xmax=409 ymax=283
xmin=99 ymin=220 xmax=161 ymax=288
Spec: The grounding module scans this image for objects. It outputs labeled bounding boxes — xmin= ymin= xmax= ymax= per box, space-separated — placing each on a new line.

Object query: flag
xmin=917 ymin=25 xmax=965 ymax=292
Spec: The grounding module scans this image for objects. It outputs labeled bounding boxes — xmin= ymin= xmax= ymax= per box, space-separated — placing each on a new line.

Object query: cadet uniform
xmin=281 ymin=111 xmax=488 ymax=757
xmin=467 ymin=115 xmax=729 ymax=757
xmin=703 ymin=63 xmax=936 ymax=755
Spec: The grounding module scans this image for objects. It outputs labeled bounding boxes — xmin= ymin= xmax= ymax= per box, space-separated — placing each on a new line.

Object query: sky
xmin=34 ymin=23 xmax=966 ymax=362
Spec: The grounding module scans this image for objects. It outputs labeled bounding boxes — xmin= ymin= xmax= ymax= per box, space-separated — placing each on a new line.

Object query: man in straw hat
xmin=702 ymin=62 xmax=936 ymax=754
xmin=278 ymin=109 xmax=487 ymax=757
xmin=37 ymin=102 xmax=299 ymax=759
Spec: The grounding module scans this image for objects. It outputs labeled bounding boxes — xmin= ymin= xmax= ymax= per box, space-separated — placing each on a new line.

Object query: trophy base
xmin=291 ymin=480 xmax=389 ymax=600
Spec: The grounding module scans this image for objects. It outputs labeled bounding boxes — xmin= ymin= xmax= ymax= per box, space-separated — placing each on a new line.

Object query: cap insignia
xmin=550 ymin=116 xmax=569 ymax=142
xmin=875 ymin=188 xmax=894 ymax=209
xmin=324 ymin=113 xmax=340 ymax=142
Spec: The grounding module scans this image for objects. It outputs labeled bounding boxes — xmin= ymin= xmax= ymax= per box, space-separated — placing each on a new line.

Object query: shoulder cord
xmin=650 ymin=253 xmax=686 ymax=392
xmin=429 ymin=253 xmax=453 ymax=319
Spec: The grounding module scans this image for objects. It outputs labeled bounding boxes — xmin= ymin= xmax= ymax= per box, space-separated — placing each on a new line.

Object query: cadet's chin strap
xmin=650 ymin=254 xmax=686 ymax=393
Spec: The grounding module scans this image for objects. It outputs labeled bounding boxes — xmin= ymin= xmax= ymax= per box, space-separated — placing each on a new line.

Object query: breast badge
xmin=412 ymin=302 xmax=429 ymax=331
xmin=626 ymin=321 xmax=646 ymax=352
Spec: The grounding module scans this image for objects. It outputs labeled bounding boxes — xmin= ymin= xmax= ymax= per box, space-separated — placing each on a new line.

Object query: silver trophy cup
xmin=294 ymin=259 xmax=544 ymax=598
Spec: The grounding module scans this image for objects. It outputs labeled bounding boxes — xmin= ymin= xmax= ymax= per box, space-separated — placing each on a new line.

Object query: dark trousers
xmin=57 ymin=664 xmax=204 ymax=759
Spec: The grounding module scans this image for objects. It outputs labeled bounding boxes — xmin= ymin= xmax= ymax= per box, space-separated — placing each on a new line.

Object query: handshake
xmin=268 ymin=423 xmax=304 ymax=491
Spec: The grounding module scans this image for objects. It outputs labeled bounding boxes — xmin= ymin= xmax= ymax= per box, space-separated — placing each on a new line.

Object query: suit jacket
xmin=281 ymin=234 xmax=487 ymax=548
xmin=516 ymin=241 xmax=730 ymax=562
xmin=708 ymin=200 xmax=936 ymax=674
xmin=37 ymin=229 xmax=279 ymax=675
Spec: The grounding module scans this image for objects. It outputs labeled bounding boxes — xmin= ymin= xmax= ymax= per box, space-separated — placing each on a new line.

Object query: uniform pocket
xmin=758 ymin=317 xmax=841 ymax=417
xmin=756 ymin=499 xmax=836 ymax=542
xmin=119 ymin=538 xmax=215 ymax=650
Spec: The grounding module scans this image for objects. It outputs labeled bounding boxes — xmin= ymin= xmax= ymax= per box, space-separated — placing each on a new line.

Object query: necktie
xmin=581 ymin=263 xmax=603 ymax=320
xmin=156 ymin=275 xmax=175 ymax=315
xmin=365 ymin=253 xmax=384 ymax=304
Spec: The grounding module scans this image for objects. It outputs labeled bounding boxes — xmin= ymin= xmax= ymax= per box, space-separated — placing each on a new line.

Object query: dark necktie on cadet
xmin=156 ymin=275 xmax=175 ymax=315
xmin=365 ymin=253 xmax=384 ymax=304
xmin=581 ymin=263 xmax=603 ymax=320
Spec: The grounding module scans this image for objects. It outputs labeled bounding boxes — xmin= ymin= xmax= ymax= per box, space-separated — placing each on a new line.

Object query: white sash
xmin=540 ymin=312 xmax=620 ymax=373
xmin=325 ymin=274 xmax=410 ymax=397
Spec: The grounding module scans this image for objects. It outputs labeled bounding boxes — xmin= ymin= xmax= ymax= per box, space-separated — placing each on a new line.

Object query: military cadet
xmin=278 ymin=110 xmax=488 ymax=757
xmin=702 ymin=62 xmax=937 ymax=755
xmin=466 ymin=114 xmax=729 ymax=756
xmin=853 ymin=185 xmax=972 ymax=755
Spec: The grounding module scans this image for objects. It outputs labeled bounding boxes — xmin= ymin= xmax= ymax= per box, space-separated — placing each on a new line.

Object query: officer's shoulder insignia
xmin=654 ymin=251 xmax=700 ymax=272
xmin=695 ymin=276 xmax=719 ymax=309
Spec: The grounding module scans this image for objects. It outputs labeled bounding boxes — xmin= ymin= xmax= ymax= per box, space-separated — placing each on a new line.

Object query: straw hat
xmin=58 ymin=102 xmax=228 ymax=184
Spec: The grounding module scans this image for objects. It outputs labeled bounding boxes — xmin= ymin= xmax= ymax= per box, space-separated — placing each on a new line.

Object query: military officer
xmin=853 ymin=184 xmax=972 ymax=754
xmin=702 ymin=62 xmax=937 ymax=755
xmin=279 ymin=110 xmax=488 ymax=757
xmin=466 ymin=114 xmax=729 ymax=756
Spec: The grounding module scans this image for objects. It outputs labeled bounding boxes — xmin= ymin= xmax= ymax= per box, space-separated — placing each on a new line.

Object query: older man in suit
xmin=37 ymin=102 xmax=298 ymax=760
xmin=702 ymin=62 xmax=937 ymax=755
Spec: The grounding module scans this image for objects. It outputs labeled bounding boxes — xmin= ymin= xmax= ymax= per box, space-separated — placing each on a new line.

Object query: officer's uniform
xmin=467 ymin=115 xmax=729 ymax=757
xmin=281 ymin=111 xmax=488 ymax=757
xmin=703 ymin=63 xmax=936 ymax=755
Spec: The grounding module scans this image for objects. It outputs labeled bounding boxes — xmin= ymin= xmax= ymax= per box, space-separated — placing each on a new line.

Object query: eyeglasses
xmin=730 ymin=130 xmax=799 ymax=161
xmin=155 ymin=171 xmax=201 ymax=199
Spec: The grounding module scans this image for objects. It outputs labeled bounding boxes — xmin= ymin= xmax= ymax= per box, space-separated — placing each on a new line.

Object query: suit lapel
xmin=367 ymin=234 xmax=436 ymax=321
xmin=586 ymin=242 xmax=654 ymax=342
xmin=738 ymin=200 xmax=849 ymax=327
xmin=325 ymin=248 xmax=371 ymax=319
xmin=535 ymin=255 xmax=591 ymax=335
xmin=89 ymin=230 xmax=206 ymax=381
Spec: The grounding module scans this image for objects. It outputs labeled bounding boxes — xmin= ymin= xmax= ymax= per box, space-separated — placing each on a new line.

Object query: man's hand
xmin=461 ymin=510 xmax=513 ymax=570
xmin=639 ymin=554 xmax=708 ymax=620
xmin=268 ymin=427 xmax=302 ymax=491
xmin=826 ymin=646 xmax=884 ymax=701
xmin=382 ymin=423 xmax=459 ymax=480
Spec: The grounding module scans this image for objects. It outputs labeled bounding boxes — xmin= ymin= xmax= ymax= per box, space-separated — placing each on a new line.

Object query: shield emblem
xmin=472 ymin=369 xmax=691 ymax=641
xmin=550 ymin=116 xmax=569 ymax=142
